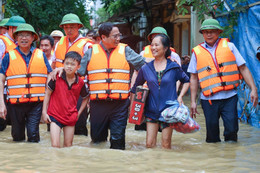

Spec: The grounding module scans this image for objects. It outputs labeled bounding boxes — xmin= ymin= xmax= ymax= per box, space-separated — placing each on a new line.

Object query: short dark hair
xmin=153 ymin=34 xmax=171 ymax=59
xmin=86 ymin=29 xmax=95 ymax=36
xmin=98 ymin=22 xmax=115 ymax=38
xmin=64 ymin=51 xmax=81 ymax=64
xmin=40 ymin=35 xmax=54 ymax=47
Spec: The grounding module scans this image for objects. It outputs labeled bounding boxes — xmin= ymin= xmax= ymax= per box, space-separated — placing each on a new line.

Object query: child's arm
xmin=77 ymin=96 xmax=89 ymax=119
xmin=41 ymin=87 xmax=53 ymax=123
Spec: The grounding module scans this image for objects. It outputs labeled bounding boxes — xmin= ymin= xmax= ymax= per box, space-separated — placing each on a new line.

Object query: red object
xmin=47 ymin=75 xmax=85 ymax=126
xmin=129 ymin=86 xmax=149 ymax=125
xmin=170 ymin=117 xmax=200 ymax=133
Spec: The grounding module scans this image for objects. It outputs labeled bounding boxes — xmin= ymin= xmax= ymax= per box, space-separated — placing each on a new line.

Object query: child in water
xmin=42 ymin=51 xmax=88 ymax=147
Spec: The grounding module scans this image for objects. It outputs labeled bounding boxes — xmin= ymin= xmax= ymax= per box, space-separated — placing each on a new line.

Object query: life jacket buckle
xmin=221 ymin=82 xmax=226 ymax=86
xmin=106 ymin=89 xmax=111 ymax=94
xmin=106 ymin=78 xmax=112 ymax=83
xmin=26 ymin=73 xmax=32 ymax=78
xmin=218 ymin=72 xmax=223 ymax=77
xmin=219 ymin=63 xmax=223 ymax=68
xmin=25 ymin=84 xmax=31 ymax=88
xmin=106 ymin=68 xmax=112 ymax=73
xmin=206 ymin=66 xmax=211 ymax=72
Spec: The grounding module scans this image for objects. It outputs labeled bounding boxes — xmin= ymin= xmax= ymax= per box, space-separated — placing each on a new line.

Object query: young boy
xmin=42 ymin=51 xmax=88 ymax=148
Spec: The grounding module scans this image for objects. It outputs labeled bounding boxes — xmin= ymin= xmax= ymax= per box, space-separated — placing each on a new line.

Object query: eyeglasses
xmin=109 ymin=33 xmax=122 ymax=39
xmin=17 ymin=33 xmax=32 ymax=38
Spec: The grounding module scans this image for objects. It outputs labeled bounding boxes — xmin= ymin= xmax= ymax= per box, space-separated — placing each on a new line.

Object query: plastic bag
xmin=170 ymin=117 xmax=200 ymax=133
xmin=160 ymin=100 xmax=200 ymax=133
xmin=159 ymin=100 xmax=189 ymax=123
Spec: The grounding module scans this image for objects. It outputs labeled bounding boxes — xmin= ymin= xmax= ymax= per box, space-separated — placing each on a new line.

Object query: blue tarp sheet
xmin=217 ymin=0 xmax=260 ymax=127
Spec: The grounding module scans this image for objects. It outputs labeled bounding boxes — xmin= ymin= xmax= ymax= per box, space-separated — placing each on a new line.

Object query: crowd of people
xmin=0 ymin=14 xmax=258 ymax=150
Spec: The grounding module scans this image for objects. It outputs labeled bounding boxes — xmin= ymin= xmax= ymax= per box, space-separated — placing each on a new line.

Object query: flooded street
xmin=0 ymin=96 xmax=260 ymax=173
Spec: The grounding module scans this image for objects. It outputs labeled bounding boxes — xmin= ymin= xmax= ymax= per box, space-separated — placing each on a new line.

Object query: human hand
xmin=42 ymin=113 xmax=51 ymax=124
xmin=250 ymin=89 xmax=258 ymax=107
xmin=177 ymin=96 xmax=183 ymax=105
xmin=0 ymin=103 xmax=7 ymax=120
xmin=190 ymin=101 xmax=199 ymax=118
xmin=50 ymin=67 xmax=64 ymax=81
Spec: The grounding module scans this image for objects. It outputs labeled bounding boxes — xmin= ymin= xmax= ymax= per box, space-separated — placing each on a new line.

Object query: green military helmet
xmin=0 ymin=18 xmax=9 ymax=27
xmin=13 ymin=23 xmax=39 ymax=41
xmin=59 ymin=13 xmax=84 ymax=28
xmin=5 ymin=16 xmax=26 ymax=27
xmin=199 ymin=19 xmax=223 ymax=33
xmin=148 ymin=27 xmax=168 ymax=42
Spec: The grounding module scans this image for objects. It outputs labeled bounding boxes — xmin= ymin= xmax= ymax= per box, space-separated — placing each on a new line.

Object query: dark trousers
xmin=0 ymin=94 xmax=11 ymax=131
xmin=90 ymin=99 xmax=130 ymax=150
xmin=201 ymin=95 xmax=239 ymax=143
xmin=8 ymin=102 xmax=42 ymax=142
xmin=74 ymin=96 xmax=88 ymax=135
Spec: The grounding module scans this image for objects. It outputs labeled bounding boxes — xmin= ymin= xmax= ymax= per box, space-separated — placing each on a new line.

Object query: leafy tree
xmin=5 ymin=0 xmax=91 ymax=35
xmin=177 ymin=0 xmax=248 ymax=38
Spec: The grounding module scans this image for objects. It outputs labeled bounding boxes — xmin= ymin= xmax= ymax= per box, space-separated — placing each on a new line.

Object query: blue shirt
xmin=0 ymin=46 xmax=52 ymax=75
xmin=187 ymin=38 xmax=246 ymax=100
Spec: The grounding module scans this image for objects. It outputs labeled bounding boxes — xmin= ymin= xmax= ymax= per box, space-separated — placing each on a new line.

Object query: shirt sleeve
xmin=0 ymin=39 xmax=6 ymax=65
xmin=187 ymin=52 xmax=198 ymax=74
xmin=131 ymin=67 xmax=146 ymax=93
xmin=78 ymin=48 xmax=92 ymax=76
xmin=43 ymin=52 xmax=53 ymax=73
xmin=0 ymin=52 xmax=10 ymax=75
xmin=47 ymin=79 xmax=56 ymax=91
xmin=228 ymin=42 xmax=246 ymax=66
xmin=80 ymin=83 xmax=88 ymax=98
xmin=125 ymin=46 xmax=146 ymax=71
xmin=177 ymin=67 xmax=190 ymax=83
xmin=170 ymin=52 xmax=181 ymax=66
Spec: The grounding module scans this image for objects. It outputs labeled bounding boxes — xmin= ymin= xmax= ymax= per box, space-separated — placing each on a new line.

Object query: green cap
xmin=5 ymin=16 xmax=26 ymax=27
xmin=59 ymin=13 xmax=84 ymax=28
xmin=147 ymin=27 xmax=168 ymax=42
xmin=0 ymin=18 xmax=9 ymax=27
xmin=199 ymin=19 xmax=223 ymax=33
xmin=13 ymin=23 xmax=39 ymax=41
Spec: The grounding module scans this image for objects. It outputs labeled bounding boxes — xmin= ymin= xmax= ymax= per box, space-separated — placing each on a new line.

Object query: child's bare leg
xmin=63 ymin=126 xmax=75 ymax=147
xmin=50 ymin=122 xmax=62 ymax=148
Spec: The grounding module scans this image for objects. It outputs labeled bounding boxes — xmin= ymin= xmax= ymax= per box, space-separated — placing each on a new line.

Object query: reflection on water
xmin=0 ymin=98 xmax=260 ymax=173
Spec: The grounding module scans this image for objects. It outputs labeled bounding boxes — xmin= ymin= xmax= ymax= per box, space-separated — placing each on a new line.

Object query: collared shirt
xmin=52 ymin=34 xmax=92 ymax=63
xmin=187 ymin=38 xmax=246 ymax=100
xmin=0 ymin=46 xmax=53 ymax=75
xmin=0 ymin=33 xmax=16 ymax=65
xmin=78 ymin=41 xmax=146 ymax=76
xmin=48 ymin=70 xmax=88 ymax=95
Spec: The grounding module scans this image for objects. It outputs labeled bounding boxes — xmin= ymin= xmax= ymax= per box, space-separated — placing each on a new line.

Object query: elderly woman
xmin=131 ymin=34 xmax=190 ymax=149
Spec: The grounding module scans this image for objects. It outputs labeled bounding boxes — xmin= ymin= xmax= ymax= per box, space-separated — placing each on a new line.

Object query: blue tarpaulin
xmin=217 ymin=0 xmax=260 ymax=127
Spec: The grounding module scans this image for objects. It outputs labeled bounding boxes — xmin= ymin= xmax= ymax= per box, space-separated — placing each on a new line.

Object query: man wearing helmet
xmin=188 ymin=18 xmax=258 ymax=143
xmin=0 ymin=24 xmax=52 ymax=142
xmin=52 ymin=13 xmax=93 ymax=136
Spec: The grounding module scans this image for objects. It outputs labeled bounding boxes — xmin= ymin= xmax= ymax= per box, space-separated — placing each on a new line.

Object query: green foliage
xmin=177 ymin=0 xmax=248 ymax=38
xmin=96 ymin=7 xmax=110 ymax=24
xmin=5 ymin=0 xmax=91 ymax=35
xmin=99 ymin=0 xmax=136 ymax=16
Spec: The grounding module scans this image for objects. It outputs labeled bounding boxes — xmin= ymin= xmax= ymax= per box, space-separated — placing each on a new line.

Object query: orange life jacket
xmin=0 ymin=35 xmax=16 ymax=58
xmin=193 ymin=38 xmax=241 ymax=96
xmin=87 ymin=43 xmax=130 ymax=100
xmin=6 ymin=48 xmax=47 ymax=104
xmin=55 ymin=36 xmax=93 ymax=67
xmin=143 ymin=45 xmax=176 ymax=58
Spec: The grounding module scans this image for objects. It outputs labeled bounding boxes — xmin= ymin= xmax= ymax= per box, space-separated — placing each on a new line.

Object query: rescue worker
xmin=77 ymin=22 xmax=145 ymax=150
xmin=0 ymin=23 xmax=52 ymax=142
xmin=53 ymin=13 xmax=93 ymax=136
xmin=0 ymin=18 xmax=9 ymax=35
xmin=188 ymin=19 xmax=258 ymax=143
xmin=0 ymin=16 xmax=26 ymax=131
xmin=0 ymin=16 xmax=25 ymax=59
